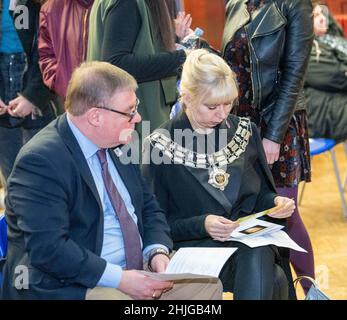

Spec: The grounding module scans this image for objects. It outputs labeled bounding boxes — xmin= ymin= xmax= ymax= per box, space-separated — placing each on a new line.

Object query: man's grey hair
xmin=65 ymin=61 xmax=138 ymax=116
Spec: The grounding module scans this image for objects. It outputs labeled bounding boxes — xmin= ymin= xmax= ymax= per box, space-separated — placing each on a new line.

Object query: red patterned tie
xmin=97 ymin=149 xmax=143 ymax=270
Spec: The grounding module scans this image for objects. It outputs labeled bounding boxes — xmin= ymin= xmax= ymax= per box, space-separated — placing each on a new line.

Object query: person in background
xmin=305 ymin=2 xmax=347 ymax=143
xmin=87 ymin=0 xmax=188 ymax=134
xmin=0 ymin=0 xmax=56 ymax=189
xmin=142 ymin=50 xmax=296 ymax=300
xmin=311 ymin=0 xmax=345 ymax=37
xmin=38 ymin=0 xmax=94 ymax=100
xmin=0 ymin=61 xmax=222 ymax=300
xmin=221 ymin=0 xmax=315 ymax=294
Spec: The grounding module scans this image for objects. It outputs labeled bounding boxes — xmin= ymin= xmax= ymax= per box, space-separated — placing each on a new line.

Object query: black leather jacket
xmin=222 ymin=0 xmax=313 ymax=143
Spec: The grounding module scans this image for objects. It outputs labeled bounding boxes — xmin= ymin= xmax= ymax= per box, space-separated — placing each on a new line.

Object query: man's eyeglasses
xmin=94 ymin=98 xmax=140 ymax=122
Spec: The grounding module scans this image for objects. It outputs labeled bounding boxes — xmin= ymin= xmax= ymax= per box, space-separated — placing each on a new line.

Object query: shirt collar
xmin=67 ymin=114 xmax=99 ymax=160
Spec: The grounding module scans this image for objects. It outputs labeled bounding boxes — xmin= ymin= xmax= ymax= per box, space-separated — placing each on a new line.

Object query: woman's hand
xmin=262 ymin=138 xmax=281 ymax=165
xmin=174 ymin=11 xmax=193 ymax=40
xmin=204 ymin=215 xmax=239 ymax=242
xmin=8 ymin=95 xmax=34 ymax=118
xmin=0 ymin=98 xmax=8 ymax=115
xmin=268 ymin=196 xmax=295 ymax=219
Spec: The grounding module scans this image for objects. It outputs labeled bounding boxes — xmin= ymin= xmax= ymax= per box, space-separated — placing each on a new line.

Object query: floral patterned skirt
xmin=269 ymin=110 xmax=311 ymax=188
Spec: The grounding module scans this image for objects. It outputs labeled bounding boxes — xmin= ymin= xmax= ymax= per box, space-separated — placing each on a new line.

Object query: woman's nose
xmin=217 ymin=105 xmax=227 ymax=118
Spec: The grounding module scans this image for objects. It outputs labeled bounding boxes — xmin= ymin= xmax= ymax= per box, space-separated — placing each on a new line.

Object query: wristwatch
xmin=148 ymin=248 xmax=170 ymax=271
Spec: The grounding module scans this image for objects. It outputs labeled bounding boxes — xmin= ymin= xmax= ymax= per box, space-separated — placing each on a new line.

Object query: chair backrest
xmin=309 ymin=138 xmax=336 ymax=156
xmin=0 ymin=215 xmax=7 ymax=259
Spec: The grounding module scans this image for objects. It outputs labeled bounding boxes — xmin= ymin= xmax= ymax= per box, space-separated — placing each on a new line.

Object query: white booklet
xmin=230 ymin=218 xmax=284 ymax=239
xmin=230 ymin=230 xmax=307 ymax=253
xmin=228 ymin=218 xmax=307 ymax=253
xmin=141 ymin=247 xmax=237 ymax=281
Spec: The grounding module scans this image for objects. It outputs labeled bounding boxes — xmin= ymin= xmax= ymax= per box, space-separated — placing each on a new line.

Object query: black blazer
xmin=142 ymin=112 xmax=296 ymax=299
xmin=0 ymin=114 xmax=172 ymax=300
xmin=142 ymin=112 xmax=282 ymax=248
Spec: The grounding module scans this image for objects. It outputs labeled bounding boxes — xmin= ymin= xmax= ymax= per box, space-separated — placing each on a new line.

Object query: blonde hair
xmin=65 ymin=61 xmax=138 ymax=116
xmin=180 ymin=49 xmax=238 ymax=107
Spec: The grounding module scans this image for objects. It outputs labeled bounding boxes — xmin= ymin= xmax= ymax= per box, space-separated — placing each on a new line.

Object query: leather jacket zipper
xmin=245 ymin=26 xmax=260 ymax=110
xmin=249 ymin=40 xmax=261 ymax=110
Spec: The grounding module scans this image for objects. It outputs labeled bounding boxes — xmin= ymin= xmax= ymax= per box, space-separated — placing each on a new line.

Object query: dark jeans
xmin=0 ymin=52 xmax=26 ymax=104
xmin=0 ymin=52 xmax=37 ymax=186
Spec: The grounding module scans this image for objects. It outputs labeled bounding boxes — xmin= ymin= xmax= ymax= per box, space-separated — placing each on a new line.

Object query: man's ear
xmin=86 ymin=108 xmax=101 ymax=127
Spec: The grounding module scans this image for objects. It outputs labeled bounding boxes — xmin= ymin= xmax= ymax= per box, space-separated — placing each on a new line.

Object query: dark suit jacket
xmin=0 ymin=114 xmax=172 ymax=300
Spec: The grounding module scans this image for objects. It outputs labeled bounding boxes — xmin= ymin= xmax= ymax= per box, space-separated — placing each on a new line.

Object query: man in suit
xmin=0 ymin=61 xmax=222 ymax=300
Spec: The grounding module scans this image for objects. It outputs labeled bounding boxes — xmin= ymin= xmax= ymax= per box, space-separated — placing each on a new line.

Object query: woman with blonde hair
xmin=142 ymin=49 xmax=296 ymax=300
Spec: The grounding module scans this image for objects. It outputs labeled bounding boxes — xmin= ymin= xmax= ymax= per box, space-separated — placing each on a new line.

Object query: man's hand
xmin=268 ymin=196 xmax=295 ymax=219
xmin=118 ymin=270 xmax=174 ymax=300
xmin=174 ymin=11 xmax=193 ymax=40
xmin=149 ymin=254 xmax=170 ymax=273
xmin=204 ymin=215 xmax=239 ymax=242
xmin=0 ymin=98 xmax=8 ymax=115
xmin=8 ymin=95 xmax=34 ymax=118
xmin=262 ymin=138 xmax=281 ymax=165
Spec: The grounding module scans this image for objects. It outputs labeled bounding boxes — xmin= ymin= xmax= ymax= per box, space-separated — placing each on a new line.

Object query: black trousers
xmin=176 ymin=238 xmax=293 ymax=300
xmin=219 ymin=242 xmax=288 ymax=300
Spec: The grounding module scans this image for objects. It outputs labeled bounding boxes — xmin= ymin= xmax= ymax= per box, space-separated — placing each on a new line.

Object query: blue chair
xmin=0 ymin=214 xmax=7 ymax=285
xmin=299 ymin=138 xmax=346 ymax=218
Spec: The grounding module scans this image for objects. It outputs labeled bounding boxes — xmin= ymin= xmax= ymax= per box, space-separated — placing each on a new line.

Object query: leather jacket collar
xmin=222 ymin=0 xmax=286 ymax=53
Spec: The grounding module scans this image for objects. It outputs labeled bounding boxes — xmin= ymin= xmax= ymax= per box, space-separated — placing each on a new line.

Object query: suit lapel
xmin=183 ymin=166 xmax=234 ymax=214
xmin=57 ymin=114 xmax=103 ymax=211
